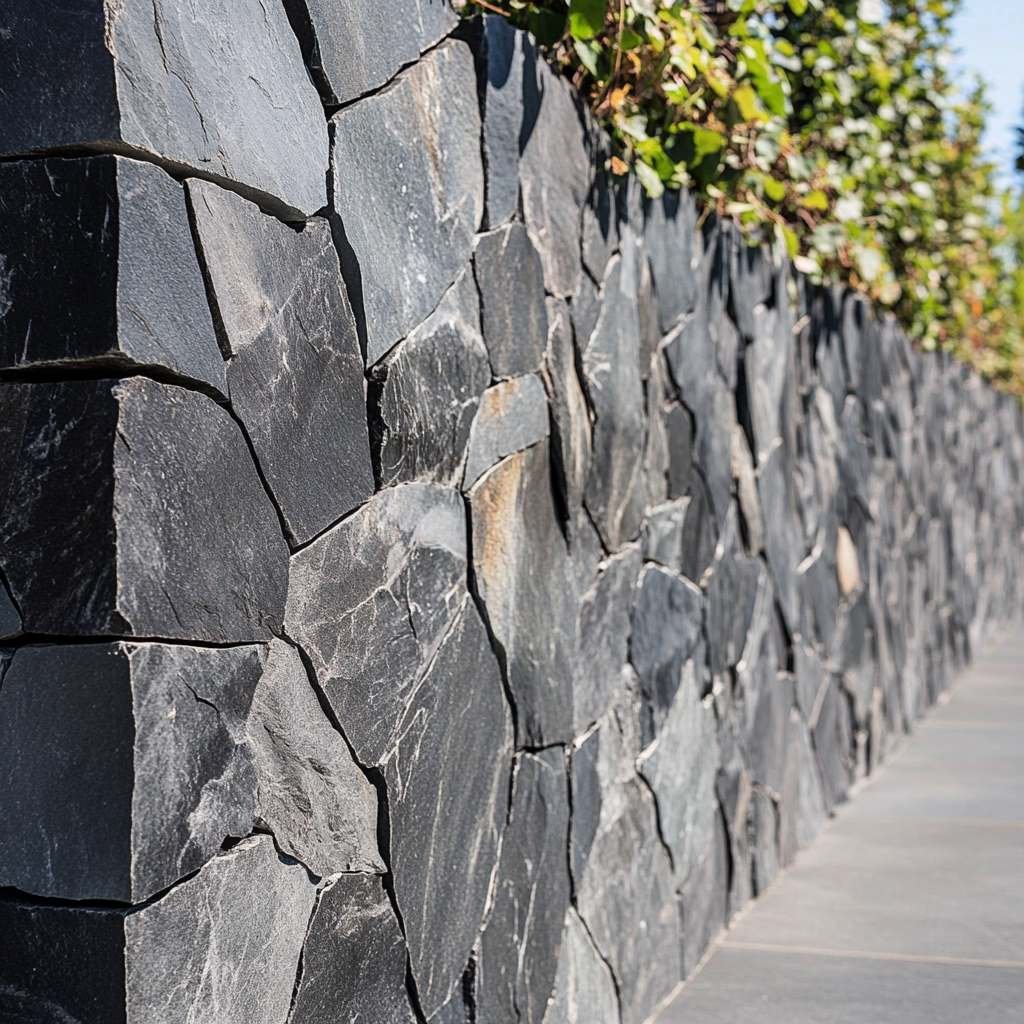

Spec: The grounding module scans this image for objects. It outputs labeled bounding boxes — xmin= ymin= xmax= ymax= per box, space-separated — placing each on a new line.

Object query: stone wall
xmin=1 ymin=6 xmax=1022 ymax=1024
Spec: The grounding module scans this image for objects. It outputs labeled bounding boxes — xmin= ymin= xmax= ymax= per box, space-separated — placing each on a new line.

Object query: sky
xmin=952 ymin=1 xmax=1021 ymax=180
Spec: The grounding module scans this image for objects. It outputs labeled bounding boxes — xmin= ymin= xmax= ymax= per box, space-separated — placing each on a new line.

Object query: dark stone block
xmin=779 ymin=712 xmax=828 ymax=866
xmin=679 ymin=472 xmax=719 ymax=584
xmin=644 ymin=191 xmax=699 ymax=332
xmin=0 ymin=156 xmax=224 ymax=393
xmin=189 ymin=180 xmax=373 ymax=545
xmin=666 ymin=402 xmax=696 ymax=499
xmin=0 ymin=642 xmax=261 ymax=902
xmin=474 ymin=222 xmax=549 ymax=378
xmin=680 ymin=812 xmax=730 ymax=976
xmin=0 ymin=378 xmax=288 ymax=641
xmin=0 ymin=0 xmax=328 ymax=218
xmin=330 ymin=40 xmax=483 ymax=364
xmin=542 ymin=907 xmax=619 ymax=1024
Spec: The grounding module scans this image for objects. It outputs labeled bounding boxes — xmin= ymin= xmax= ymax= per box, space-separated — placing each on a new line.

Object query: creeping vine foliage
xmin=462 ymin=0 xmax=1024 ymax=394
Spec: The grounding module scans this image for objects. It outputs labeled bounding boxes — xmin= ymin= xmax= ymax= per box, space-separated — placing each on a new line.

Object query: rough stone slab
xmin=0 ymin=0 xmax=328 ymax=218
xmin=289 ymin=874 xmax=416 ymax=1024
xmin=519 ymin=59 xmax=589 ymax=297
xmin=469 ymin=441 xmax=577 ymax=746
xmin=666 ymin=402 xmax=696 ymax=499
xmin=679 ymin=813 xmax=730 ymax=976
xmin=0 ymin=156 xmax=225 ymax=393
xmin=474 ymin=223 xmax=549 ymax=378
xmin=370 ymin=267 xmax=490 ymax=487
xmin=732 ymin=425 xmax=764 ymax=554
xmin=385 ymin=600 xmax=513 ymax=1019
xmin=463 ymin=374 xmax=550 ymax=489
xmin=188 ymin=180 xmax=373 ymax=545
xmin=248 ymin=639 xmax=382 ymax=878
xmin=679 ymin=472 xmax=719 ymax=584
xmin=285 ymin=482 xmax=467 ymax=766
xmin=285 ymin=0 xmax=456 ymax=106
xmin=813 ymin=677 xmax=856 ymax=811
xmin=645 ymin=191 xmax=699 ymax=332
xmin=477 ymin=749 xmax=571 ymax=1024
xmin=330 ymin=40 xmax=483 ymax=364
xmin=758 ymin=445 xmax=803 ymax=630
xmin=0 ymin=577 xmax=19 ymax=639
xmin=124 ymin=836 xmax=316 ymax=1024
xmin=583 ymin=255 xmax=648 ymax=551
xmin=779 ymin=712 xmax=828 ymax=866
xmin=542 ymin=907 xmax=620 ymax=1024
xmin=695 ymin=375 xmax=738 ymax=527
xmin=582 ymin=164 xmax=619 ymax=285
xmin=0 ymin=642 xmax=261 ymax=903
xmin=0 ymin=378 xmax=288 ymax=641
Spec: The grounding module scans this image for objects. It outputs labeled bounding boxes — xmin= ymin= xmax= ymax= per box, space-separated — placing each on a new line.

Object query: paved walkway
xmin=659 ymin=632 xmax=1024 ymax=1023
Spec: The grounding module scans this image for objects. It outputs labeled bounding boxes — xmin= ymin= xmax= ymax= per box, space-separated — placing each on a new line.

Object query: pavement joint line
xmin=721 ymin=941 xmax=1024 ymax=971
xmin=837 ymin=815 xmax=1024 ymax=830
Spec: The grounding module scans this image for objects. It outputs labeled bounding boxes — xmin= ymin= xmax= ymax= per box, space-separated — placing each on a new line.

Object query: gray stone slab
xmin=0 ymin=0 xmax=328 ymax=218
xmin=285 ymin=0 xmax=456 ymax=105
xmin=330 ymin=40 xmax=483 ymax=364
xmin=0 ymin=378 xmax=289 ymax=642
xmin=542 ymin=907 xmax=620 ymax=1024
xmin=0 ymin=156 xmax=225 ymax=393
xmin=661 ymin=947 xmax=1024 ymax=1024
xmin=189 ymin=180 xmax=373 ymax=545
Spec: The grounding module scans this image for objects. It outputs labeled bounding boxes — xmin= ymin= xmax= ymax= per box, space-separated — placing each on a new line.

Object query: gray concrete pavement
xmin=659 ymin=631 xmax=1024 ymax=1023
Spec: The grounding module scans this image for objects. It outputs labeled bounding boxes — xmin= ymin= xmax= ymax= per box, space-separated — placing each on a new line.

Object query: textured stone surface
xmin=286 ymin=483 xmax=467 ymax=766
xmin=370 ymin=267 xmax=490 ymax=487
xmin=0 ymin=0 xmax=328 ymax=218
xmin=0 ymin=642 xmax=261 ymax=902
xmin=289 ymin=874 xmax=416 ymax=1024
xmin=542 ymin=907 xmax=620 ymax=1024
xmin=463 ymin=374 xmax=550 ymax=488
xmin=188 ymin=180 xmax=373 ymax=545
xmin=0 ymin=156 xmax=224 ymax=392
xmin=330 ymin=40 xmax=483 ymax=364
xmin=285 ymin=0 xmax=456 ymax=106
xmin=247 ymin=640 xmax=382 ymax=878
xmin=474 ymin=223 xmax=549 ymax=378
xmin=0 ymin=378 xmax=288 ymax=641
xmin=469 ymin=441 xmax=577 ymax=745
xmin=385 ymin=600 xmax=513 ymax=1019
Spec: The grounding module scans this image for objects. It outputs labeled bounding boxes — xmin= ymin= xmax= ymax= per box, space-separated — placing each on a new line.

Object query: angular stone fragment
xmin=463 ymin=375 xmax=550 ymax=489
xmin=583 ymin=256 xmax=648 ymax=550
xmin=695 ymin=375 xmax=738 ymax=526
xmin=0 ymin=642 xmax=261 ymax=902
xmin=630 ymin=566 xmax=704 ymax=742
xmin=780 ymin=712 xmax=828 ymax=866
xmin=542 ymin=908 xmax=620 ymax=1024
xmin=477 ymin=749 xmax=571 ymax=1024
xmin=285 ymin=483 xmax=467 ymax=766
xmin=0 ymin=157 xmax=224 ymax=393
xmin=331 ymin=41 xmax=483 ymax=364
xmin=0 ymin=0 xmax=328 ymax=218
xmin=289 ymin=874 xmax=416 ymax=1024
xmin=469 ymin=441 xmax=577 ymax=745
xmin=385 ymin=601 xmax=513 ymax=1019
xmin=733 ymin=425 xmax=764 ymax=553
xmin=0 ymin=378 xmax=288 ymax=641
xmin=813 ymin=678 xmax=856 ymax=810
xmin=0 ymin=577 xmax=19 ymax=639
xmin=666 ymin=402 xmax=696 ymax=498
xmin=679 ymin=813 xmax=730 ymax=976
xmin=758 ymin=445 xmax=804 ymax=629
xmin=188 ymin=181 xmax=373 ymax=544
xmin=645 ymin=191 xmax=700 ymax=332
xmin=679 ymin=473 xmax=719 ymax=583
xmin=285 ymin=0 xmax=456 ymax=106
xmin=750 ymin=786 xmax=780 ymax=895
xmin=370 ymin=268 xmax=490 ymax=487
xmin=247 ymin=640 xmax=382 ymax=878
xmin=474 ymin=223 xmax=549 ymax=377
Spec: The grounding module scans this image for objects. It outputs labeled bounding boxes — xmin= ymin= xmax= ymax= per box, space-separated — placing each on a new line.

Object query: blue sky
xmin=953 ymin=1 xmax=1021 ymax=178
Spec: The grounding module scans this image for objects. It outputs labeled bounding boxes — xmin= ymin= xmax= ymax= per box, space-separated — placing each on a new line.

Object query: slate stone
xmin=780 ymin=712 xmax=828 ymax=866
xmin=330 ymin=41 xmax=483 ymax=364
xmin=663 ymin=306 xmax=717 ymax=427
xmin=0 ymin=0 xmax=328 ymax=219
xmin=812 ymin=678 xmax=856 ymax=811
xmin=679 ymin=472 xmax=719 ymax=583
xmin=520 ymin=60 xmax=590 ymax=297
xmin=474 ymin=223 xmax=549 ymax=377
xmin=581 ymin=164 xmax=620 ymax=284
xmin=744 ymin=304 xmax=791 ymax=464
xmin=638 ymin=652 xmax=720 ymax=883
xmin=0 ymin=156 xmax=224 ymax=393
xmin=571 ymin=270 xmax=603 ymax=348
xmin=0 ymin=576 xmax=19 ymax=639
xmin=0 ymin=378 xmax=288 ymax=641
xmin=384 ymin=600 xmax=513 ymax=1019
xmin=124 ymin=836 xmax=316 ymax=1024
xmin=469 ymin=441 xmax=577 ymax=746
xmin=477 ymin=749 xmax=571 ymax=1024
xmin=542 ymin=907 xmax=620 ymax=1024
xmin=666 ymin=402 xmax=696 ymax=498
xmin=369 ymin=267 xmax=490 ymax=487
xmin=642 ymin=500 xmax=689 ymax=572
xmin=645 ymin=190 xmax=699 ymax=332
xmin=759 ymin=444 xmax=804 ymax=630
xmin=715 ymin=723 xmax=754 ymax=916
xmin=285 ymin=0 xmax=456 ymax=106
xmin=695 ymin=375 xmax=737 ymax=526
xmin=285 ymin=482 xmax=467 ymax=767
xmin=630 ymin=565 xmax=704 ymax=743
xmin=544 ymin=297 xmax=593 ymax=519
xmin=463 ymin=374 xmax=550 ymax=489
xmin=748 ymin=673 xmax=796 ymax=796
xmin=583 ymin=256 xmax=648 ymax=551
xmin=0 ymin=642 xmax=261 ymax=903
xmin=750 ymin=786 xmax=781 ymax=895
xmin=569 ymin=728 xmax=604 ymax=890
xmin=733 ymin=425 xmax=764 ymax=554
xmin=248 ymin=640 xmax=382 ymax=878
xmin=289 ymin=874 xmax=416 ymax=1024
xmin=679 ymin=812 xmax=730 ymax=976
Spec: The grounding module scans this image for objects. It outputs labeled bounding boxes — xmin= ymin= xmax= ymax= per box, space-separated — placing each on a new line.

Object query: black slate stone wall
xmin=1 ymin=6 xmax=1022 ymax=1024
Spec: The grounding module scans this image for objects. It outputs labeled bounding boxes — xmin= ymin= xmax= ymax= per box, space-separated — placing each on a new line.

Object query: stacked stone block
xmin=1 ymin=5 xmax=1022 ymax=1023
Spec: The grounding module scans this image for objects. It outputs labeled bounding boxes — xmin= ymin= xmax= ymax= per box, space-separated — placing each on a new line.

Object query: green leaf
xmin=788 ymin=0 xmax=809 ymax=15
xmin=800 ymin=189 xmax=830 ymax=211
xmin=635 ymin=160 xmax=666 ymax=198
xmin=763 ymin=175 xmax=787 ymax=202
xmin=573 ymin=38 xmax=601 ymax=77
xmin=527 ymin=9 xmax=568 ymax=47
xmin=732 ymin=84 xmax=765 ymax=122
xmin=569 ymin=0 xmax=607 ymax=41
